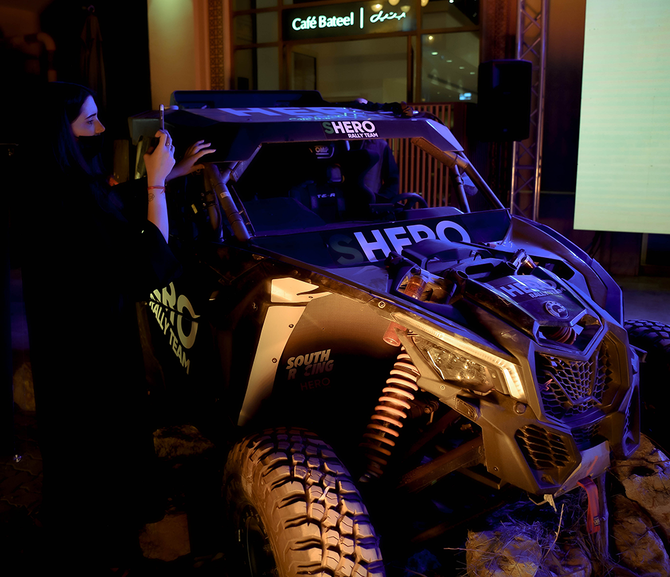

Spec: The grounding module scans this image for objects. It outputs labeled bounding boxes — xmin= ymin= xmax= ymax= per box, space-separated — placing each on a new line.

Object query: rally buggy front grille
xmin=572 ymin=422 xmax=602 ymax=450
xmin=536 ymin=344 xmax=613 ymax=420
xmin=515 ymin=424 xmax=573 ymax=470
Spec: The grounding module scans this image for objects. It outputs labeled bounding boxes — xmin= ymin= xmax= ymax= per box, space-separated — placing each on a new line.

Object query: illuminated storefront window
xmin=235 ymin=47 xmax=280 ymax=89
xmin=421 ymin=31 xmax=479 ymax=102
xmin=422 ymin=0 xmax=479 ymax=29
xmin=234 ymin=11 xmax=278 ymax=44
xmin=230 ymin=0 xmax=480 ymax=103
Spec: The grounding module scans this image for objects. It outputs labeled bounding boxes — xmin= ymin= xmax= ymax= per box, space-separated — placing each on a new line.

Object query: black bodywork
xmin=131 ymin=91 xmax=639 ymax=509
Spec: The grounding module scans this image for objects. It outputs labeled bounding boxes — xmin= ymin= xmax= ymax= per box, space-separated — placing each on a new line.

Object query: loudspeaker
xmin=477 ymin=59 xmax=532 ymax=142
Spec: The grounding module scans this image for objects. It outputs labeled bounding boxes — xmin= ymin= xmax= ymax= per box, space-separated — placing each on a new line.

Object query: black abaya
xmin=18 ymin=174 xmax=181 ymax=571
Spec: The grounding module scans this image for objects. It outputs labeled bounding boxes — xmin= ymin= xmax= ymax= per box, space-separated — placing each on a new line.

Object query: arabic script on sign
xmin=370 ymin=10 xmax=407 ymax=23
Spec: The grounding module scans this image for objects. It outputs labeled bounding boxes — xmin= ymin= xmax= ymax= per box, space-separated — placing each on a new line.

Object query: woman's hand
xmin=144 ymin=131 xmax=174 ymax=242
xmin=144 ymin=130 xmax=176 ymax=186
xmin=167 ymin=140 xmax=216 ymax=181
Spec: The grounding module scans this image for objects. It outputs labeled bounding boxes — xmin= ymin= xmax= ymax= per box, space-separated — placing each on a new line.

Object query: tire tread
xmin=224 ymin=426 xmax=385 ymax=577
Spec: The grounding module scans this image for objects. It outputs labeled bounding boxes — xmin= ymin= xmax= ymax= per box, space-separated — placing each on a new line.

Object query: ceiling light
xmin=389 ymin=0 xmax=400 ymax=5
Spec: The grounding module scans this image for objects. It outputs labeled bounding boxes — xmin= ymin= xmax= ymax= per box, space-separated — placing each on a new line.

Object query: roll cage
xmin=129 ymin=91 xmax=503 ymax=244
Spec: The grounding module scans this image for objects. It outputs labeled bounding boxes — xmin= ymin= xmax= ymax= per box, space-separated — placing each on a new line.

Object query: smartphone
xmin=149 ymin=104 xmax=165 ymax=149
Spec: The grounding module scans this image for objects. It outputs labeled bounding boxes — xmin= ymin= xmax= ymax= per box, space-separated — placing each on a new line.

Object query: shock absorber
xmin=540 ymin=325 xmax=577 ymax=344
xmin=360 ymin=349 xmax=420 ymax=481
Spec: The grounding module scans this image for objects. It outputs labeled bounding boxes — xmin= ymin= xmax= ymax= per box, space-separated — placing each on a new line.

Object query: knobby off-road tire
xmin=624 ymin=319 xmax=670 ymax=452
xmin=223 ymin=427 xmax=386 ymax=577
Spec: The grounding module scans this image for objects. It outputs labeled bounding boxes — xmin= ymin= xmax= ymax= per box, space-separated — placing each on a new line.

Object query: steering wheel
xmin=393 ymin=193 xmax=428 ymax=210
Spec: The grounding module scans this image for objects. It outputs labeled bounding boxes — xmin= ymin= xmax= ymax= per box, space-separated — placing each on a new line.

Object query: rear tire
xmin=223 ymin=427 xmax=386 ymax=577
xmin=624 ymin=319 xmax=670 ymax=452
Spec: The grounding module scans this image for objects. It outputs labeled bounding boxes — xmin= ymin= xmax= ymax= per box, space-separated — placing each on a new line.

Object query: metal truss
xmin=510 ymin=0 xmax=548 ymax=220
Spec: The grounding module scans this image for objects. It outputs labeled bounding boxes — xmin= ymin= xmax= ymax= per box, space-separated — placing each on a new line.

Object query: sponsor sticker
xmin=149 ymin=283 xmax=199 ymax=374
xmin=544 ymin=301 xmax=570 ymax=319
xmin=489 ymin=277 xmax=564 ymax=303
xmin=322 ymin=120 xmax=378 ymax=139
xmin=286 ymin=348 xmax=335 ymax=391
xmin=325 ymin=218 xmax=471 ymax=264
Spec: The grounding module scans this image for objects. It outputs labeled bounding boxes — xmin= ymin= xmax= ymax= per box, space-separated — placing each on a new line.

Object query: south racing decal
xmin=149 ymin=282 xmax=199 ymax=374
xmin=324 ymin=217 xmax=472 ymax=265
xmin=238 ymin=279 xmax=332 ymax=426
xmin=285 ymin=348 xmax=334 ymax=391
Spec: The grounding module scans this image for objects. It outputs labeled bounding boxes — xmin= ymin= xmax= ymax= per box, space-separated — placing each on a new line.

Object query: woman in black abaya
xmin=16 ymin=81 xmax=212 ymax=574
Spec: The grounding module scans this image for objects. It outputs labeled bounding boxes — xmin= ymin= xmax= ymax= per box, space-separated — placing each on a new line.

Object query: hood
xmin=388 ymin=236 xmax=601 ymax=350
xmin=248 ymin=208 xmax=602 ymax=349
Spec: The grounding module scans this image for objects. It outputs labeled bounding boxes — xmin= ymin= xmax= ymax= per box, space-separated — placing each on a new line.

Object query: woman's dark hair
xmin=33 ymin=82 xmax=104 ymax=177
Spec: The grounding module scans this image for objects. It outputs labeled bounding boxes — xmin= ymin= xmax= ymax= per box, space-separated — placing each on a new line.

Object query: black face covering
xmin=78 ymin=134 xmax=104 ymax=161
xmin=77 ymin=134 xmax=106 ymax=175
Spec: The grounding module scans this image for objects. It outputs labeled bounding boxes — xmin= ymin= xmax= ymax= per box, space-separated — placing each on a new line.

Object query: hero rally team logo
xmin=326 ymin=219 xmax=472 ymax=265
xmin=149 ymin=283 xmax=199 ymax=374
xmin=322 ymin=120 xmax=378 ymax=139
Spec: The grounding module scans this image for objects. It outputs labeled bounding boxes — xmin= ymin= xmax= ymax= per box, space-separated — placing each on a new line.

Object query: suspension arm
xmin=396 ymin=436 xmax=484 ymax=493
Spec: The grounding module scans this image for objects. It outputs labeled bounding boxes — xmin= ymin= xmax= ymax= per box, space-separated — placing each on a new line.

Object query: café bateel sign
xmin=284 ymin=0 xmax=417 ymax=40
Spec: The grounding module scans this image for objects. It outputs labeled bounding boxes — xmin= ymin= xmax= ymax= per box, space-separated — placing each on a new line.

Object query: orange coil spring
xmin=360 ymin=350 xmax=420 ymax=479
xmin=542 ymin=325 xmax=577 ymax=344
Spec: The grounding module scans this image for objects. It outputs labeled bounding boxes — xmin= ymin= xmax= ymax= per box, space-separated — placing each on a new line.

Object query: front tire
xmin=223 ymin=427 xmax=386 ymax=577
xmin=625 ymin=319 xmax=670 ymax=452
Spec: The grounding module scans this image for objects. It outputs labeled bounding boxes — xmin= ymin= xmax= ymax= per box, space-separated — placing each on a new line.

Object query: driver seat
xmin=289 ymin=162 xmax=347 ymax=223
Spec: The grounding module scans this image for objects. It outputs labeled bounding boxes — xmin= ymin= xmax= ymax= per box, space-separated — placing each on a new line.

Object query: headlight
xmin=393 ymin=312 xmax=526 ymax=401
xmin=417 ymin=337 xmax=496 ymax=395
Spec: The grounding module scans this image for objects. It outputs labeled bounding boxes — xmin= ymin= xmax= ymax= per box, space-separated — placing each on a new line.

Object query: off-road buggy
xmin=128 ymin=91 xmax=658 ymax=576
